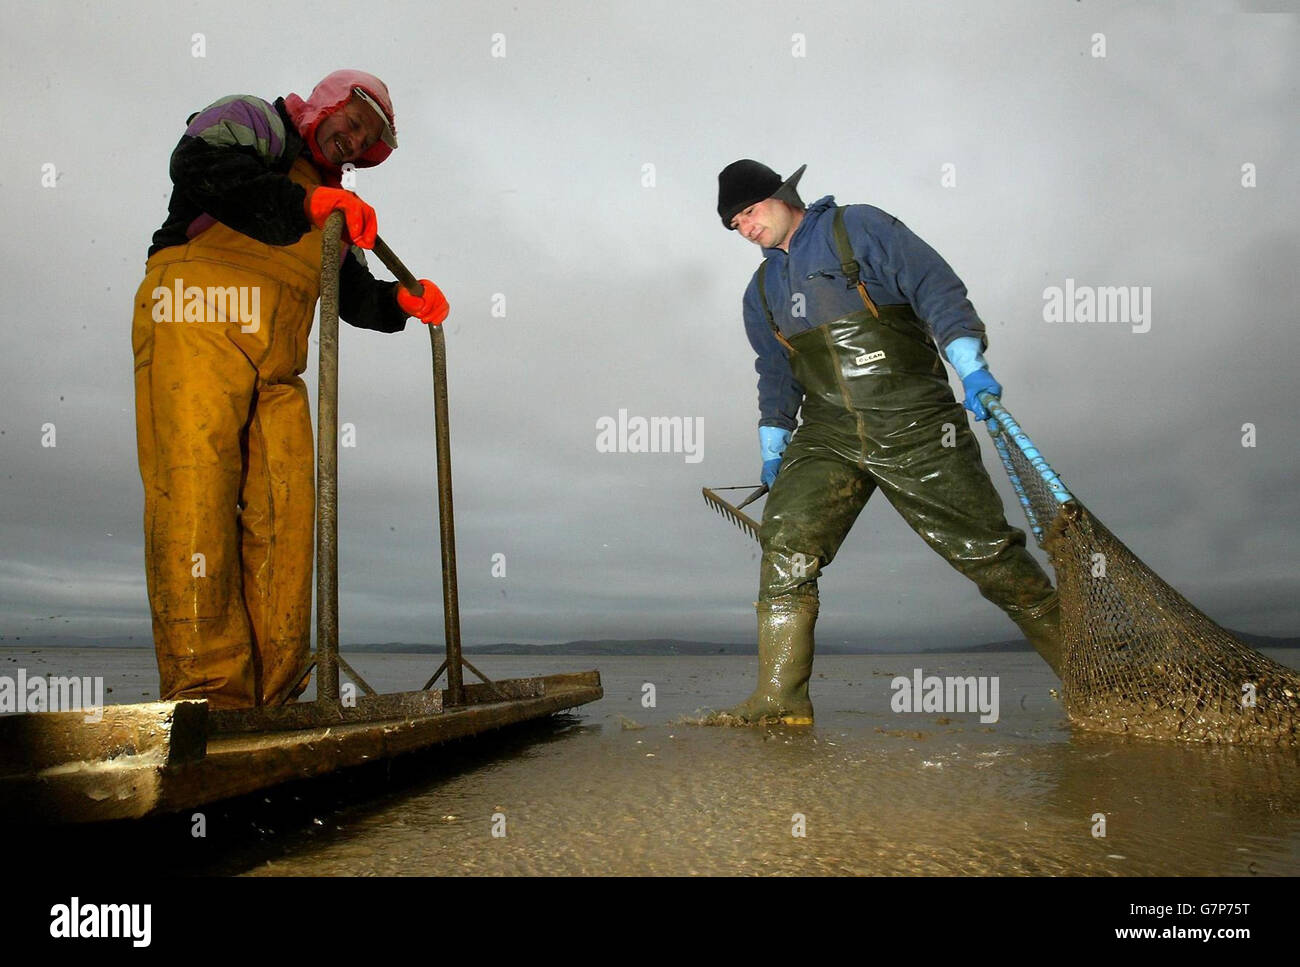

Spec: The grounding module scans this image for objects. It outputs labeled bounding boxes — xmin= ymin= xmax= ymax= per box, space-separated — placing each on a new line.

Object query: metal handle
xmin=372 ymin=235 xmax=423 ymax=297
xmin=315 ymin=211 xmax=344 ymax=703
xmin=978 ymin=392 xmax=1073 ymax=505
xmin=369 ymin=234 xmax=464 ymax=703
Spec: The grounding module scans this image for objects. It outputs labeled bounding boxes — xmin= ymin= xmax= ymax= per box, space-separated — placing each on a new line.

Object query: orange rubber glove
xmin=396 ymin=281 xmax=450 ymax=326
xmin=304 ymin=187 xmax=378 ymax=249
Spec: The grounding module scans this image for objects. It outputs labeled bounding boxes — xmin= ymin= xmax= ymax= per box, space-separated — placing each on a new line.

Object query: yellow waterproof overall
xmin=131 ymin=157 xmax=324 ymax=708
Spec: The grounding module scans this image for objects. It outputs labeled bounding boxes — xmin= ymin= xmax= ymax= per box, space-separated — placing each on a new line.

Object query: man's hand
xmin=304 ymin=187 xmax=378 ymax=249
xmin=396 ymin=280 xmax=450 ymax=326
xmin=760 ymin=425 xmax=792 ymax=488
xmin=961 ymin=369 xmax=1002 ymax=422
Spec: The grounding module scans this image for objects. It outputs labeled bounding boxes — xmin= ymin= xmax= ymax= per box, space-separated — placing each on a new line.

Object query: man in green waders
xmin=714 ymin=160 xmax=1062 ymax=725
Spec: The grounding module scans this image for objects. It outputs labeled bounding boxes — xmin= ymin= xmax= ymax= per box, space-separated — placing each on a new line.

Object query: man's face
xmin=730 ymin=197 xmax=796 ymax=249
xmin=314 ymin=94 xmax=385 ymax=166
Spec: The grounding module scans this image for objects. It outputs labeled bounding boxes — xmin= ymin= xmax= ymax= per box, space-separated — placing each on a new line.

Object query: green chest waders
xmin=716 ymin=209 xmax=1061 ymax=725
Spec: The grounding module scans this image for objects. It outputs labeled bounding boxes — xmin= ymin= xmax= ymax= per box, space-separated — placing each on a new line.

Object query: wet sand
xmin=5 ymin=648 xmax=1299 ymax=876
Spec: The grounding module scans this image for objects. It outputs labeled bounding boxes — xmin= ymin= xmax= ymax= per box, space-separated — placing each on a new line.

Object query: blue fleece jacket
xmin=743 ymin=195 xmax=987 ymax=431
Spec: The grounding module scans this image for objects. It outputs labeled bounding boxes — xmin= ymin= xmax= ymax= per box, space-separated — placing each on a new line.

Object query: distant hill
xmin=468 ymin=639 xmax=747 ymax=656
xmin=961 ymin=638 xmax=1037 ymax=653
xmin=0 ymin=634 xmax=148 ymax=649
xmin=1225 ymin=631 xmax=1300 ymax=651
xmin=6 ymin=631 xmax=1296 ymax=655
xmin=349 ymin=638 xmax=1002 ymax=656
xmin=310 ymin=639 xmax=753 ymax=656
xmin=921 ymin=630 xmax=1300 ymax=654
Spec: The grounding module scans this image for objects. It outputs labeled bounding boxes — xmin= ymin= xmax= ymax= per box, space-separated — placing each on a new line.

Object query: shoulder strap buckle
xmin=832 ymin=206 xmax=879 ymax=319
xmin=757 ymin=260 xmax=797 ymax=354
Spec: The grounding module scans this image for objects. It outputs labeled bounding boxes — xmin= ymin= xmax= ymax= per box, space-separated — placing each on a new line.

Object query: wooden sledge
xmin=0 ymin=671 xmax=602 ymax=824
xmin=0 ymin=218 xmax=603 ymax=824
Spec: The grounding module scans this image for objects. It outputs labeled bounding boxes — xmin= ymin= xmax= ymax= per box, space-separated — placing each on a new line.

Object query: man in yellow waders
xmin=714 ymin=160 xmax=1062 ymax=725
xmin=132 ymin=70 xmax=450 ymax=709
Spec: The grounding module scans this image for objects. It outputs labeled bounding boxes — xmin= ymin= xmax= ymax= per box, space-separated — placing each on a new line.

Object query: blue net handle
xmin=979 ymin=392 xmax=1073 ymax=546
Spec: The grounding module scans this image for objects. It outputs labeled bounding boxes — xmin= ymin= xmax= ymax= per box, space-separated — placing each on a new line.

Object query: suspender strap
xmin=756 ymin=259 xmax=796 ymax=354
xmin=755 ymin=206 xmax=878 ymax=354
xmin=832 ymin=206 xmax=880 ymax=319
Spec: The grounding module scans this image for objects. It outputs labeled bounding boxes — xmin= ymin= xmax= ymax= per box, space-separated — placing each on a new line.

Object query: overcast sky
xmin=1 ymin=0 xmax=1296 ymax=651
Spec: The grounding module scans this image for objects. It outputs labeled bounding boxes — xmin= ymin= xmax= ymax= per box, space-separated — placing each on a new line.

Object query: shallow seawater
xmin=5 ymin=648 xmax=1300 ymax=876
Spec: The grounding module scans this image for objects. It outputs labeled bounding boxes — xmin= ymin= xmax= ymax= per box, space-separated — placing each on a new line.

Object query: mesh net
xmin=988 ymin=407 xmax=1300 ymax=746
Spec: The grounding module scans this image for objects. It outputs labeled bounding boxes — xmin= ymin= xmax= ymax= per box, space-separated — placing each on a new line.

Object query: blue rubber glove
xmin=944 ymin=336 xmax=1003 ymax=422
xmin=759 ymin=426 xmax=791 ymax=487
xmin=961 ymin=370 xmax=1002 ymax=421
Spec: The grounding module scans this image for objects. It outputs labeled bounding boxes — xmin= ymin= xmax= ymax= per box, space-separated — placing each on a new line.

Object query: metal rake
xmin=701 ymin=484 xmax=767 ymax=542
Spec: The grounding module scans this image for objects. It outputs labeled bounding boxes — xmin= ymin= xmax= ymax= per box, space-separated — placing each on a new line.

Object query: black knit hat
xmin=717 ymin=160 xmax=807 ymax=229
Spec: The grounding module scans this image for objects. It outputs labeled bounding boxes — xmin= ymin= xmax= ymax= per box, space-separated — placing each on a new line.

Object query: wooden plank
xmin=0 ymin=700 xmax=207 ymax=774
xmin=1 ymin=672 xmax=602 ymax=824
xmin=158 ymin=675 xmax=601 ymax=814
xmin=1 ymin=759 xmax=166 ymax=824
xmin=208 ymin=689 xmax=442 ymax=735
xmin=452 ymin=678 xmax=545 ymax=704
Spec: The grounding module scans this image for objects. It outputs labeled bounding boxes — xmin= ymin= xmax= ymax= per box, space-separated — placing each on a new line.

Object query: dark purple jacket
xmin=148 ymin=94 xmax=407 ymax=334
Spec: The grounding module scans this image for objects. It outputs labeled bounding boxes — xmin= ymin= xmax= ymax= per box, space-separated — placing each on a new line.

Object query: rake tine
xmin=702 ymin=486 xmax=762 ymax=544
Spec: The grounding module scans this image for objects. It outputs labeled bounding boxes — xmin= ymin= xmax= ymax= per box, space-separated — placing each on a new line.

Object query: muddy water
xmin=7 ymin=648 xmax=1299 ymax=875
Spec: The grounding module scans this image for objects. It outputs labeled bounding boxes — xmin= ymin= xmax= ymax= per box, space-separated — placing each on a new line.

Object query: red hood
xmin=285 ymin=70 xmax=396 ymax=179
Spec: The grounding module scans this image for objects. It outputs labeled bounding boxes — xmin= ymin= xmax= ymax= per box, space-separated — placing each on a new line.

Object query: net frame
xmin=982 ymin=395 xmax=1299 ymax=746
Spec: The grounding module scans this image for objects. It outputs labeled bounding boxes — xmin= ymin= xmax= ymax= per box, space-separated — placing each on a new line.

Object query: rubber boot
xmin=719 ymin=600 xmax=817 ymax=725
xmin=1011 ymin=593 xmax=1063 ymax=678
